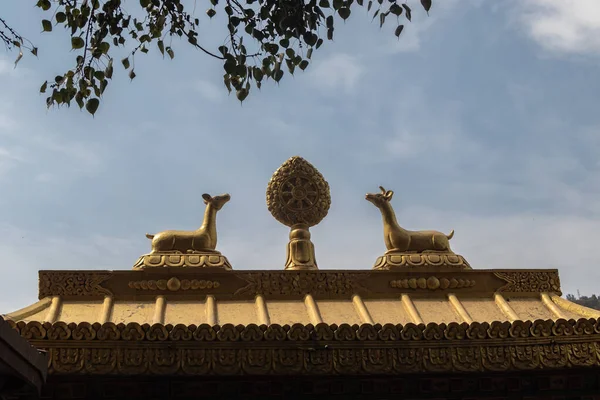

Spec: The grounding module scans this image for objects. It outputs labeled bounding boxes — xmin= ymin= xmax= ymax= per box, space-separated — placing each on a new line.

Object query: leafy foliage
xmin=0 ymin=17 xmax=38 ymax=66
xmin=4 ymin=0 xmax=432 ymax=115
xmin=566 ymin=293 xmax=600 ymax=311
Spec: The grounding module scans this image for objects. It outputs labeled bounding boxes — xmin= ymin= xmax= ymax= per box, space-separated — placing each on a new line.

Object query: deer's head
xmin=365 ymin=186 xmax=394 ymax=208
xmin=202 ymin=193 xmax=231 ymax=210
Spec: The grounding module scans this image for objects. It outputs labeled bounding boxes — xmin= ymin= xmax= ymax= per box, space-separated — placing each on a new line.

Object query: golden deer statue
xmin=366 ymin=187 xmax=454 ymax=253
xmin=145 ymin=193 xmax=230 ymax=254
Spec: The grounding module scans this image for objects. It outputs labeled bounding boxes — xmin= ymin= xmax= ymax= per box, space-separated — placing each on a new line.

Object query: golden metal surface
xmin=366 ymin=186 xmax=454 ymax=252
xmin=7 ymin=319 xmax=600 ymax=376
xmin=134 ymin=193 xmax=232 ymax=269
xmin=366 ymin=187 xmax=472 ymax=270
xmin=550 ymin=293 xmax=600 ymax=319
xmin=266 ymin=157 xmax=331 ymax=270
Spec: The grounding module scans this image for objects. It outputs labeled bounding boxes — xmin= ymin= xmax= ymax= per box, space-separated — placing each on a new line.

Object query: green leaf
xmin=326 ymin=16 xmax=334 ymax=28
xmin=37 ymin=0 xmax=51 ymax=11
xmin=121 ymin=57 xmax=130 ymax=69
xmin=307 ymin=48 xmax=313 ymax=59
xmin=40 ymin=81 xmax=48 ymax=93
xmin=395 ymin=24 xmax=404 ymax=38
xmin=140 ymin=0 xmax=150 ymax=7
xmin=274 ymin=69 xmax=284 ymax=82
xmin=420 ymin=0 xmax=431 ymax=13
xmin=157 ymin=40 xmax=165 ymax=55
xmin=31 ymin=47 xmax=38 ymax=56
xmin=253 ymin=67 xmax=264 ymax=81
xmin=85 ymin=98 xmax=100 ymax=116
xmin=390 ymin=4 xmax=402 ymax=15
xmin=338 ymin=8 xmax=351 ymax=20
xmin=299 ymin=60 xmax=309 ymax=70
xmin=402 ymin=3 xmax=412 ymax=21
xmin=379 ymin=12 xmax=386 ymax=27
xmin=105 ymin=59 xmax=114 ymax=79
xmin=75 ymin=93 xmax=84 ymax=109
xmin=99 ymin=42 xmax=110 ymax=54
xmin=236 ymin=88 xmax=248 ymax=102
xmin=41 ymin=20 xmax=52 ymax=32
xmin=56 ymin=12 xmax=67 ymax=23
xmin=71 ymin=37 xmax=85 ymax=50
xmin=166 ymin=47 xmax=175 ymax=59
xmin=129 ymin=69 xmax=136 ymax=80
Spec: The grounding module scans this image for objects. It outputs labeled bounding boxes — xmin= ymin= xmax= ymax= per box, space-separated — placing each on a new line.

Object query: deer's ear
xmin=202 ymin=193 xmax=212 ymax=203
xmin=379 ymin=186 xmax=386 ymax=193
xmin=385 ymin=191 xmax=394 ymax=200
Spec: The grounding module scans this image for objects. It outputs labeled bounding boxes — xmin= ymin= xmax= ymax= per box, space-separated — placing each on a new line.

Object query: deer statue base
xmin=373 ymin=251 xmax=472 ymax=270
xmin=284 ymin=224 xmax=318 ymax=271
xmin=133 ymin=251 xmax=232 ymax=270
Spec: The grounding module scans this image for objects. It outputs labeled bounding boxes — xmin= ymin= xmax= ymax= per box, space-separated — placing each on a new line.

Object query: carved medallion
xmin=266 ymin=157 xmax=331 ymax=270
xmin=266 ymin=156 xmax=331 ymax=227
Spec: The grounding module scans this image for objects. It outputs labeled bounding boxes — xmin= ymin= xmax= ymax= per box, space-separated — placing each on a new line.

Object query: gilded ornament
xmin=12 ymin=318 xmax=600 ymax=376
xmin=266 ymin=156 xmax=331 ymax=270
xmin=128 ymin=278 xmax=220 ymax=291
xmin=494 ymin=271 xmax=561 ymax=295
xmin=235 ymin=271 xmax=369 ymax=297
xmin=390 ymin=276 xmax=475 ymax=290
xmin=366 ymin=187 xmax=471 ymax=270
xmin=134 ymin=193 xmax=232 ymax=269
xmin=39 ymin=272 xmax=112 ymax=298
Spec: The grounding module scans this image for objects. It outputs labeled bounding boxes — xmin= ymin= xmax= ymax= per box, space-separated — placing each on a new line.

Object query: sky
xmin=1 ymin=0 xmax=600 ymax=313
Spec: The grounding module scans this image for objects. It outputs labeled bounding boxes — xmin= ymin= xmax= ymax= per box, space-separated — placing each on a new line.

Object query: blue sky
xmin=1 ymin=0 xmax=600 ymax=312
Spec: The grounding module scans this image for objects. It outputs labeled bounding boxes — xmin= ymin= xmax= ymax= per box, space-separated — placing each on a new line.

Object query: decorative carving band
xmin=390 ymin=276 xmax=475 ymax=290
xmin=132 ymin=253 xmax=232 ymax=270
xmin=128 ymin=277 xmax=220 ymax=291
xmin=235 ymin=272 xmax=370 ymax=296
xmin=495 ymin=271 xmax=561 ymax=295
xmin=39 ymin=272 xmax=112 ymax=299
xmin=10 ymin=318 xmax=600 ymax=343
xmin=38 ymin=343 xmax=600 ymax=376
xmin=7 ymin=319 xmax=599 ymax=376
xmin=373 ymin=253 xmax=472 ymax=270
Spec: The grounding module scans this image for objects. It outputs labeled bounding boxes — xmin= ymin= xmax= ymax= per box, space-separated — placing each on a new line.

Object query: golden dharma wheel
xmin=266 ymin=156 xmax=331 ymax=228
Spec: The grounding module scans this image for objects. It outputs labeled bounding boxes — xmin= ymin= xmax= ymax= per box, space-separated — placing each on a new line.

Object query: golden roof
xmin=4 ymin=269 xmax=599 ymax=327
xmin=2 ymin=156 xmax=600 ymax=377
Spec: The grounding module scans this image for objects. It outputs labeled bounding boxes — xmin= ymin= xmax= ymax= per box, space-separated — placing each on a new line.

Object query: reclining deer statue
xmin=145 ymin=193 xmax=231 ymax=254
xmin=366 ymin=187 xmax=455 ymax=253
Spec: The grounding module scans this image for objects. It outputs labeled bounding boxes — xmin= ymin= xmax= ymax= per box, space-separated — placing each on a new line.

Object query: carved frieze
xmin=39 ymin=271 xmax=112 ymax=299
xmin=390 ymin=276 xmax=475 ymax=290
xmin=8 ymin=318 xmax=599 ymax=376
xmin=235 ymin=272 xmax=370 ymax=297
xmin=128 ymin=277 xmax=220 ymax=291
xmin=38 ymin=337 xmax=600 ymax=376
xmin=494 ymin=271 xmax=561 ymax=295
xmin=373 ymin=253 xmax=472 ymax=270
xmin=132 ymin=253 xmax=232 ymax=270
xmin=36 ymin=269 xmax=564 ymax=299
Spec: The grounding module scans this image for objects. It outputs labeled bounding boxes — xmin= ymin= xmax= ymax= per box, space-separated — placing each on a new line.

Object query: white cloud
xmin=517 ymin=0 xmax=600 ymax=55
xmin=310 ymin=53 xmax=363 ymax=93
xmin=194 ymin=79 xmax=225 ymax=103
